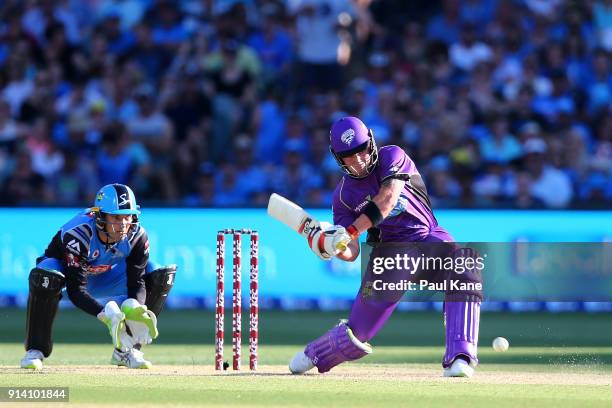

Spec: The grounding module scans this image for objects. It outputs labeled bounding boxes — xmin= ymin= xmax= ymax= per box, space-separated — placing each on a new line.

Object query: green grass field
xmin=1 ymin=309 xmax=611 ymax=407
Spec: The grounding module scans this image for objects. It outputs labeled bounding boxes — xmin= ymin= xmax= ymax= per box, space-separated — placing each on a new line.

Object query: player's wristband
xmin=347 ymin=225 xmax=359 ymax=241
xmin=362 ymin=200 xmax=384 ymax=226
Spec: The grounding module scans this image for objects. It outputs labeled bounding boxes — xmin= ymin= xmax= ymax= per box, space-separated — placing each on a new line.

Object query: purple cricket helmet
xmin=329 ymin=116 xmax=379 ymax=178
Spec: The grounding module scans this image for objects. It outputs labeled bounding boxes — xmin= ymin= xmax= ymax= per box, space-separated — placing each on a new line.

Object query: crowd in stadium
xmin=0 ymin=0 xmax=610 ymax=208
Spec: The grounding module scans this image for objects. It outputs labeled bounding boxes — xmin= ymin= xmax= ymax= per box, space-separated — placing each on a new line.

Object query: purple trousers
xmin=347 ymin=226 xmax=481 ymax=366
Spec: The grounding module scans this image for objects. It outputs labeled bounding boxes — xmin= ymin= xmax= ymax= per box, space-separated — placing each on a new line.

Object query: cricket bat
xmin=266 ymin=193 xmax=349 ymax=251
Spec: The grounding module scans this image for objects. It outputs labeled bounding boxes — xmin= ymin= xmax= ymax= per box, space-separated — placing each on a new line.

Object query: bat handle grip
xmin=335 ymin=241 xmax=348 ymax=252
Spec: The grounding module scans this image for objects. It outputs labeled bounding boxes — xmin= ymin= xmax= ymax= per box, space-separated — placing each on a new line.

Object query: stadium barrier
xmin=0 ymin=208 xmax=610 ymax=312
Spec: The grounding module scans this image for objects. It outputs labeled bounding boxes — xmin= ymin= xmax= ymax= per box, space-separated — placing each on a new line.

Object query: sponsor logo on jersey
xmin=389 ymin=164 xmax=400 ymax=173
xmin=91 ymin=249 xmax=100 ymax=260
xmin=341 ymin=128 xmax=355 ymax=145
xmin=66 ymin=239 xmax=81 ymax=254
xmin=87 ymin=265 xmax=112 ymax=274
xmin=354 ymin=195 xmax=371 ymax=212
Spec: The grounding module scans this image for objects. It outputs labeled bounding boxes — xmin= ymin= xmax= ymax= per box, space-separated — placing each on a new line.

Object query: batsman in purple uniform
xmin=289 ymin=117 xmax=482 ymax=377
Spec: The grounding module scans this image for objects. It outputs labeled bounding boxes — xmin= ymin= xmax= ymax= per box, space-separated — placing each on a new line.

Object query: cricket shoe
xmin=111 ymin=348 xmax=152 ymax=369
xmin=443 ymin=358 xmax=474 ymax=378
xmin=21 ymin=349 xmax=44 ymax=370
xmin=289 ymin=350 xmax=315 ymax=374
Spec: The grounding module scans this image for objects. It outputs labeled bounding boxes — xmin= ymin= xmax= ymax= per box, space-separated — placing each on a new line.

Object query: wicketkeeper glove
xmin=97 ymin=301 xmax=126 ymax=350
xmin=119 ymin=298 xmax=159 ymax=350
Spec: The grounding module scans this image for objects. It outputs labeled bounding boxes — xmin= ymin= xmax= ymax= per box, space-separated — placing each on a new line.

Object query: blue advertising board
xmin=0 ymin=209 xmax=611 ymax=310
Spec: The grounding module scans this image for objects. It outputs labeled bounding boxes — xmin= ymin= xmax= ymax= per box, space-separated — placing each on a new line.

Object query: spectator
xmin=151 ymin=3 xmax=188 ymax=50
xmin=271 ymin=140 xmax=324 ymax=203
xmin=512 ymin=170 xmax=545 ymax=209
xmin=184 ymin=162 xmax=217 ymax=206
xmin=0 ymin=100 xmax=24 ymax=152
xmin=586 ymin=49 xmax=611 ymax=113
xmin=449 ymin=25 xmax=493 ymax=72
xmin=479 ymin=115 xmax=522 ymax=164
xmin=1 ymin=149 xmax=50 ymax=205
xmin=427 ymin=0 xmax=462 ymax=44
xmin=2 ymin=61 xmax=34 ymax=116
xmin=233 ymin=135 xmax=269 ymax=200
xmin=179 ymin=124 xmax=209 ymax=183
xmin=289 ymin=0 xmax=355 ymax=92
xmin=99 ymin=12 xmax=136 ymax=56
xmin=50 ymin=148 xmax=98 ymax=205
xmin=26 ymin=117 xmax=64 ymax=179
xmin=129 ymin=23 xmax=169 ymax=82
xmin=214 ymin=163 xmax=249 ymax=206
xmin=96 ymin=122 xmax=147 ymax=186
xmin=0 ymin=1 xmax=607 ymax=209
xmin=247 ymin=4 xmax=293 ymax=87
xmin=162 ymin=72 xmax=211 ymax=143
xmin=507 ymin=138 xmax=573 ymax=208
xmin=205 ymin=37 xmax=257 ymax=163
xmin=253 ymin=86 xmax=286 ymax=165
xmin=125 ymin=84 xmax=175 ymax=199
xmin=592 ymin=0 xmax=612 ymax=51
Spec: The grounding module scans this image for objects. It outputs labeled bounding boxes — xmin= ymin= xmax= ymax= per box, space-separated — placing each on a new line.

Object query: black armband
xmin=362 ymin=200 xmax=384 ymax=226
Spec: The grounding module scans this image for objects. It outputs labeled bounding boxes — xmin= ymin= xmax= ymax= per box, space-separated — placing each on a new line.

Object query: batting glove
xmin=307 ymin=222 xmax=333 ymax=261
xmin=321 ymin=225 xmax=352 ymax=255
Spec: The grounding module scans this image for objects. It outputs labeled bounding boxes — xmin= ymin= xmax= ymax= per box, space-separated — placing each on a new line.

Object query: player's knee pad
xmin=29 ymin=267 xmax=65 ymax=294
xmin=26 ymin=268 xmax=65 ymax=357
xmin=304 ymin=320 xmax=372 ymax=373
xmin=144 ymin=264 xmax=176 ymax=316
xmin=446 ymin=246 xmax=483 ymax=301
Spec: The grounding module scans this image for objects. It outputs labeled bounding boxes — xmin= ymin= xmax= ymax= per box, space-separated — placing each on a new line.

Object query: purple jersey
xmin=332 ymin=145 xmax=439 ymax=242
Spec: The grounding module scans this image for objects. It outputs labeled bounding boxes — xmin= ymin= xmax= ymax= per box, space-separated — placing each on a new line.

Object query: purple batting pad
xmin=442 ymin=300 xmax=480 ymax=367
xmin=304 ymin=322 xmax=371 ymax=373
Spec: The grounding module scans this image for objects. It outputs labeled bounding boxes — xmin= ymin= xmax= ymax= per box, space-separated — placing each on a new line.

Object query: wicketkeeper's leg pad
xmin=25 ymin=268 xmax=65 ymax=357
xmin=304 ymin=320 xmax=372 ymax=373
xmin=144 ymin=265 xmax=176 ymax=317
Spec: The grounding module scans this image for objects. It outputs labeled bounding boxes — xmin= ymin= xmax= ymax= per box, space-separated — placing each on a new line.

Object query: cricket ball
xmin=492 ymin=337 xmax=509 ymax=352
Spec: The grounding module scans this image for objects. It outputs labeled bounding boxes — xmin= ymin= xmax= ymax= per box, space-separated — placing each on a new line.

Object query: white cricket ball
xmin=121 ymin=298 xmax=141 ymax=309
xmin=492 ymin=337 xmax=509 ymax=352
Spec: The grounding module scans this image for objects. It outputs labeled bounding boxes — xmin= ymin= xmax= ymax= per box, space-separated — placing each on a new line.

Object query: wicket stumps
xmin=215 ymin=229 xmax=259 ymax=371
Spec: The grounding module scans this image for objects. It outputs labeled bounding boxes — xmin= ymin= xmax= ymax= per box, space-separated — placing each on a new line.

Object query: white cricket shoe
xmin=289 ymin=351 xmax=315 ymax=374
xmin=111 ymin=348 xmax=152 ymax=369
xmin=443 ymin=358 xmax=474 ymax=378
xmin=21 ymin=349 xmax=44 ymax=370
